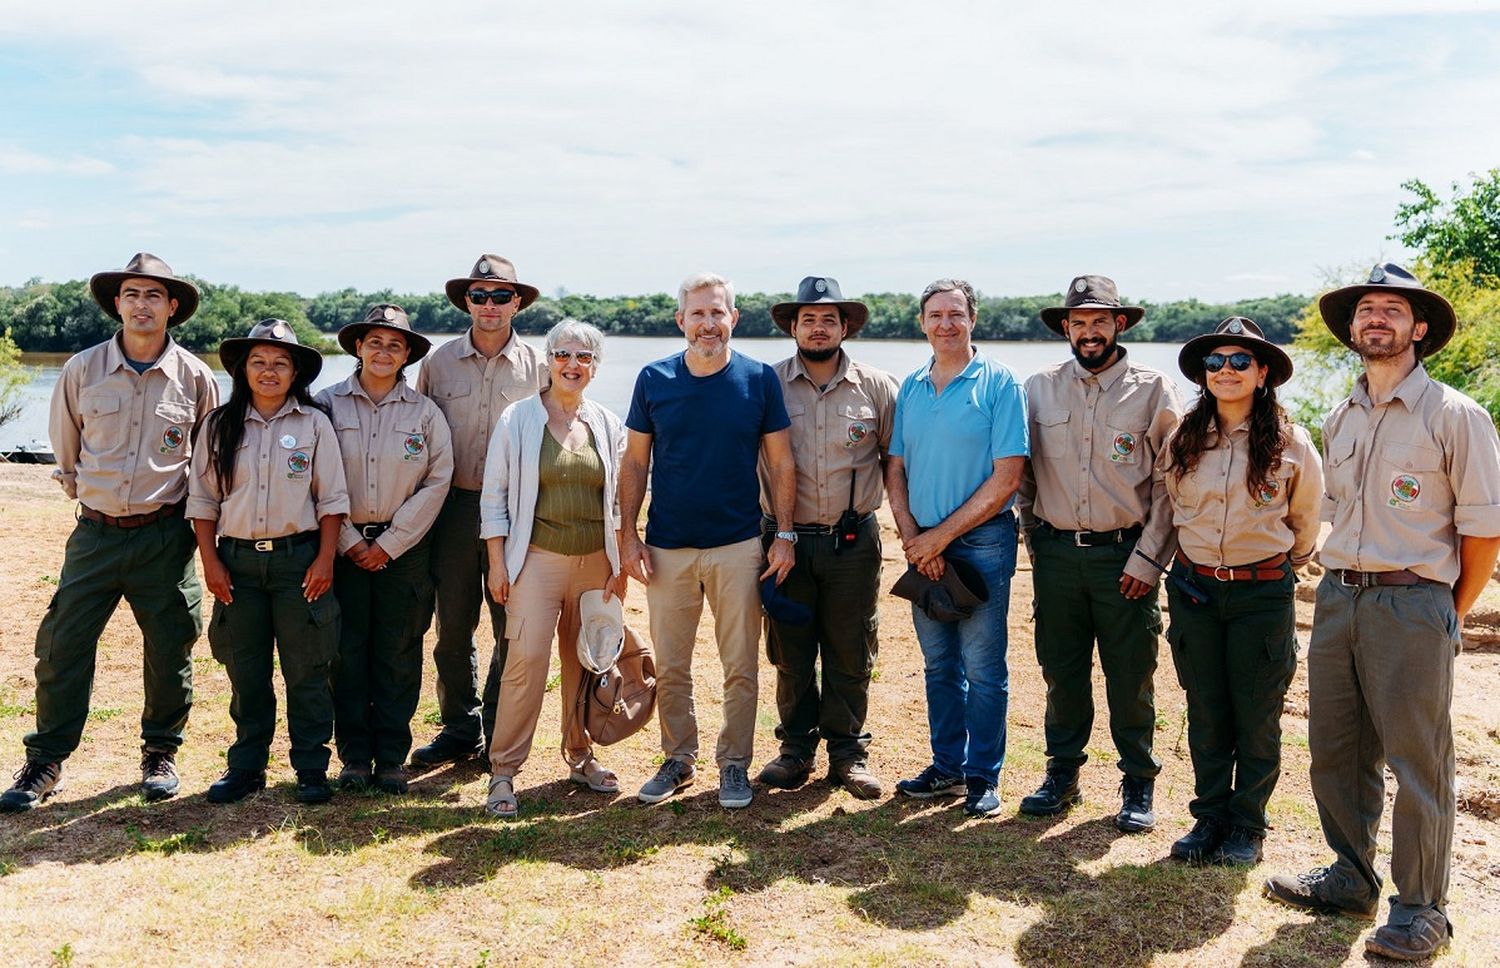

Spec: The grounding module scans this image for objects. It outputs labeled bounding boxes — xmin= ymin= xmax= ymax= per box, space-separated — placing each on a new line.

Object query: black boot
xmin=1019 ymin=768 xmax=1081 ymax=816
xmin=207 ymin=768 xmax=266 ymax=805
xmin=1170 ymin=816 xmax=1227 ymax=862
xmin=1212 ymin=825 xmax=1264 ymax=866
xmin=1115 ymin=775 xmax=1156 ymax=833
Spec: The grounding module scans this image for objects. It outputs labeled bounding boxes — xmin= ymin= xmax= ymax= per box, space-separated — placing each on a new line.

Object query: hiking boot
xmin=0 ymin=760 xmax=63 ymax=813
xmin=207 ymin=768 xmax=266 ymax=804
xmin=1115 ymin=775 xmax=1156 ymax=833
xmin=637 ymin=759 xmax=696 ymax=804
xmin=374 ymin=763 xmax=409 ymax=795
xmin=1263 ymin=867 xmax=1378 ymax=917
xmin=294 ymin=770 xmax=334 ymax=804
xmin=756 ymin=754 xmax=811 ymax=789
xmin=1212 ymin=825 xmax=1264 ymax=866
xmin=830 ymin=761 xmax=883 ymax=800
xmin=140 ymin=749 xmax=180 ymax=803
xmin=337 ymin=762 xmax=373 ymax=790
xmin=409 ymin=732 xmax=484 ymax=768
xmin=719 ymin=765 xmax=753 ymax=809
xmin=963 ymin=777 xmax=1002 ymax=818
xmin=1170 ymin=816 xmax=1228 ymax=863
xmin=895 ymin=764 xmax=964 ymax=799
xmin=1019 ymin=768 xmax=1081 ymax=816
xmin=1364 ymin=909 xmax=1452 ymax=961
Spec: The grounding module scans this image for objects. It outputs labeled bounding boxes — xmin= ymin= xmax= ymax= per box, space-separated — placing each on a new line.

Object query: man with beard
xmin=1265 ymin=264 xmax=1500 ymax=962
xmin=753 ymin=276 xmax=898 ymax=799
xmin=620 ymin=272 xmax=796 ymax=809
xmin=1015 ymin=274 xmax=1183 ymax=832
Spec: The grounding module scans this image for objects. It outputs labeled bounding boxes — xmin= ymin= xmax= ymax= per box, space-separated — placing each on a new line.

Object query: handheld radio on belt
xmin=835 ymin=472 xmax=861 ymax=553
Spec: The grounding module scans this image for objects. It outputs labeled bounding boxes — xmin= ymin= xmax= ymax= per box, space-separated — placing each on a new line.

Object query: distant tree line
xmin=0 ymin=277 xmax=1308 ymax=354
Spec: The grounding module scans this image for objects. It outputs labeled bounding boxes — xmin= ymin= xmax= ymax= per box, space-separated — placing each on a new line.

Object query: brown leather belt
xmin=80 ymin=501 xmax=183 ymax=529
xmin=1335 ymin=568 xmax=1444 ymax=588
xmin=1176 ymin=550 xmax=1288 ymax=582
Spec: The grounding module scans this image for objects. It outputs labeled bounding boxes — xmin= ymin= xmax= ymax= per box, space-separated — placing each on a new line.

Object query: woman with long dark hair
xmin=186 ymin=319 xmax=349 ymax=805
xmin=1154 ymin=317 xmax=1322 ymax=866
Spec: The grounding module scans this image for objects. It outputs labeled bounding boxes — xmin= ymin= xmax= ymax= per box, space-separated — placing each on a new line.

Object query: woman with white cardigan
xmin=479 ymin=319 xmax=629 ymax=818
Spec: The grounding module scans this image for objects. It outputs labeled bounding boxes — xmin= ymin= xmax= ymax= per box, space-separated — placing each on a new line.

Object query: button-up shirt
xmin=415 ymin=329 xmax=545 ymax=490
xmin=1017 ymin=350 xmax=1183 ymax=584
xmin=315 ymin=376 xmax=453 ymax=560
xmin=757 ymin=351 xmax=898 ymax=525
xmin=186 ymin=398 xmax=349 ymax=540
xmin=49 ymin=333 xmax=219 ymax=516
xmin=1320 ymin=365 xmax=1500 ymax=583
xmin=1157 ymin=417 xmax=1323 ymax=568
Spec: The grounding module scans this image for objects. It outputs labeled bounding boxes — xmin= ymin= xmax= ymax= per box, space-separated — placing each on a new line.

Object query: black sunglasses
xmin=1203 ymin=351 xmax=1256 ymax=373
xmin=467 ymin=289 xmax=518 ymax=305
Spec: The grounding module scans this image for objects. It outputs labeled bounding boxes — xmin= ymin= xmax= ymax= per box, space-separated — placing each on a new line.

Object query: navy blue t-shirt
xmin=626 ymin=350 xmax=790 ymax=549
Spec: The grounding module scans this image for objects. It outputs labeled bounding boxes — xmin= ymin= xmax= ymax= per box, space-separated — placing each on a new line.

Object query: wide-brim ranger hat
xmin=577 ymin=589 xmax=626 ymax=674
xmin=1318 ymin=262 xmax=1457 ymax=358
xmin=1039 ymin=275 xmax=1145 ymax=336
xmin=1178 ymin=316 xmax=1293 ymax=388
xmin=769 ymin=276 xmax=869 ymax=336
xmin=218 ymin=319 xmax=324 ymax=382
xmin=889 ymin=557 xmax=989 ymax=623
xmin=444 ymin=254 xmax=541 ymax=313
xmin=89 ymin=252 xmax=200 ymax=326
xmin=336 ymin=303 xmax=432 ymax=363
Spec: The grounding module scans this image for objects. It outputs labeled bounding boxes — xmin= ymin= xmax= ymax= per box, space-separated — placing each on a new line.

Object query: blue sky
xmin=2 ymin=1 xmax=1499 ymax=302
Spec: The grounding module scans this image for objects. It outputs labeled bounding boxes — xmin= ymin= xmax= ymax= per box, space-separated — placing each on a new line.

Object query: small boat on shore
xmin=0 ymin=440 xmax=56 ymax=464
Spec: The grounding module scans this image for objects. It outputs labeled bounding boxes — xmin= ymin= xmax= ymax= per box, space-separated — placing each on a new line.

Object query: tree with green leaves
xmin=1393 ymin=169 xmax=1500 ymax=283
xmin=0 ymin=327 xmax=35 ymax=428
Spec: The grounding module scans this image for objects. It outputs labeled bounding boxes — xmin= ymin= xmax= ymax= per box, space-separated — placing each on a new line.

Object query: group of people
xmin=3 ymin=250 xmax=1496 ymax=962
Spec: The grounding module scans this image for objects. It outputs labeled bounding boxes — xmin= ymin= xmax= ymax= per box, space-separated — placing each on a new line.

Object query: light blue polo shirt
xmin=890 ymin=351 xmax=1029 ymax=528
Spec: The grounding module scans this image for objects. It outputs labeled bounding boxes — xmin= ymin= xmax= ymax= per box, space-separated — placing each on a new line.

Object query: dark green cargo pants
xmin=208 ymin=535 xmax=339 ymax=773
xmin=761 ymin=516 xmax=882 ymax=766
xmin=1031 ymin=525 xmax=1163 ymax=778
xmin=332 ymin=537 xmax=434 ymax=768
xmin=28 ymin=514 xmax=201 ymax=763
xmin=1165 ymin=560 xmax=1297 ymax=832
xmin=428 ymin=489 xmax=506 ymax=747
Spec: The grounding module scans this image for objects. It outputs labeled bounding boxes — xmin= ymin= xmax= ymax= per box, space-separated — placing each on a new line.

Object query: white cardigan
xmin=478 ymin=394 xmax=626 ymax=583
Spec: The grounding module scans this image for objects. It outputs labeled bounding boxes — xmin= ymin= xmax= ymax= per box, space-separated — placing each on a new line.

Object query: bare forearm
xmin=1454 ymin=534 xmax=1500 ymax=620
xmin=885 ymin=457 xmax=919 ymax=541
xmin=619 ymin=457 xmax=647 ymax=538
xmin=929 ymin=459 xmax=1022 ymax=545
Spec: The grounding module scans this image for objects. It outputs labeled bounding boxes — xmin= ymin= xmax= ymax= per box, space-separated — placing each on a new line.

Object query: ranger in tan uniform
xmin=1016 ymin=275 xmax=1183 ymax=832
xmin=753 ymin=276 xmax=898 ymax=799
xmin=1 ymin=253 xmax=218 ymax=813
xmin=1265 ymin=264 xmax=1500 ymax=962
xmin=410 ymin=255 xmax=546 ymax=766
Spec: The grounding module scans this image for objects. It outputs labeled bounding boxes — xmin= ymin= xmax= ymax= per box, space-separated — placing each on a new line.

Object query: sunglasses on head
xmin=550 ymin=348 xmax=595 ymax=365
xmin=467 ymin=289 xmax=518 ymax=305
xmin=1203 ymin=351 xmax=1256 ymax=373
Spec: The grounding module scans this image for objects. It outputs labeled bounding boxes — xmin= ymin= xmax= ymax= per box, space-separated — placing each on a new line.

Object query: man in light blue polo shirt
xmin=886 ymin=278 xmax=1028 ymax=818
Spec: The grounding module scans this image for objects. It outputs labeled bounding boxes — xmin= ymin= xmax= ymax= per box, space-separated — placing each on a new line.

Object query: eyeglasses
xmin=1203 ymin=351 xmax=1256 ymax=373
xmin=467 ymin=289 xmax=518 ymax=305
xmin=550 ymin=348 xmax=596 ymax=365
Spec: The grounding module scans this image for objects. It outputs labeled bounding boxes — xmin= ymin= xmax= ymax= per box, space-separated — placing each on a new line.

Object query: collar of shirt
xmin=248 ymin=396 xmax=311 ymax=426
xmin=457 ymin=328 xmax=523 ymax=362
xmin=913 ymin=350 xmax=984 ymax=385
xmin=1351 ymin=364 xmax=1434 ymax=411
xmin=1068 ymin=345 xmax=1130 ymax=389
xmin=1204 ymin=416 xmax=1250 ymax=443
xmin=104 ymin=331 xmax=179 ymax=374
xmin=787 ymin=349 xmax=853 ymax=391
xmin=333 ymin=374 xmax=418 ymax=407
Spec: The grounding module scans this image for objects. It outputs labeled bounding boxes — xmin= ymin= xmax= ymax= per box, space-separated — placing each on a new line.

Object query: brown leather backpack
xmin=575 ymin=624 xmax=657 ymax=747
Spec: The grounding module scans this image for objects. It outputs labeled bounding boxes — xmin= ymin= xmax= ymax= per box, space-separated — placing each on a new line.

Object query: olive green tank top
xmin=530 ymin=427 xmax=606 ymax=555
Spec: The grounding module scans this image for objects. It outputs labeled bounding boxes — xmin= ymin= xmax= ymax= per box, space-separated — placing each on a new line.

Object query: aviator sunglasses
xmin=1202 ymin=351 xmax=1256 ymax=373
xmin=467 ymin=289 xmax=518 ymax=305
xmin=550 ymin=348 xmax=596 ymax=365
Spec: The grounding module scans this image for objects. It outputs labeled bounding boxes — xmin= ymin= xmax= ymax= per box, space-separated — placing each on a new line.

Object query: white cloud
xmin=0 ymin=146 xmax=114 ymax=176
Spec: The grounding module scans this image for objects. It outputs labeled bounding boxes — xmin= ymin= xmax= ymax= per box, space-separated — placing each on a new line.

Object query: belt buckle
xmin=1073 ymin=530 xmax=1089 ymax=548
xmin=1213 ymin=565 xmax=1233 ymax=582
xmin=1339 ymin=569 xmax=1369 ymax=588
xmin=361 ymin=524 xmax=383 ymax=540
xmin=253 ymin=539 xmax=274 ymax=552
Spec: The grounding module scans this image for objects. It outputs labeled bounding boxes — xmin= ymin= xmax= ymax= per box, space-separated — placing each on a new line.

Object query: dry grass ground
xmin=1 ymin=462 xmax=1498 ymax=967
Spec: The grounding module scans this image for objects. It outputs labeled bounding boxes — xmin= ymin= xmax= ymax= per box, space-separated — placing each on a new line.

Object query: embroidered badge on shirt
xmin=280 ymin=434 xmax=297 ymax=449
xmin=1110 ymin=431 xmax=1138 ymax=462
xmin=404 ymin=433 xmax=426 ymax=460
xmin=846 ymin=421 xmax=869 ymax=446
xmin=1389 ymin=473 xmax=1420 ymax=508
xmin=159 ymin=426 xmax=184 ymax=453
xmin=1252 ymin=479 xmax=1280 ymax=508
xmin=287 ymin=451 xmax=311 ymax=476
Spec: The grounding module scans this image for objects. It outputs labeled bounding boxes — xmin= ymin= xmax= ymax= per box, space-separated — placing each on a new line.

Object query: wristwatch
xmin=774 ymin=530 xmax=798 ymax=545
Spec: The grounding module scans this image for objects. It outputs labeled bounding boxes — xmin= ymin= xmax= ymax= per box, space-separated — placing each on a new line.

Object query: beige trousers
xmin=646 ymin=537 xmax=762 ymax=771
xmin=488 ymin=547 xmax=610 ymax=777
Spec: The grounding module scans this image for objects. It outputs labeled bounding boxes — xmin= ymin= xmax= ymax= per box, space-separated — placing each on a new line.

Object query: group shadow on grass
xmin=0 ymin=760 xmax=1371 ymax=966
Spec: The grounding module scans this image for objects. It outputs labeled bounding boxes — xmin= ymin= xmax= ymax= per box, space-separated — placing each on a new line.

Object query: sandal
xmin=485 ymin=774 xmax=518 ymax=818
xmin=568 ymin=755 xmax=620 ymax=793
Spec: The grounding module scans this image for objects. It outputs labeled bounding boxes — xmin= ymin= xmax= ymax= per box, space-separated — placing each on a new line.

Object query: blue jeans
xmin=910 ymin=512 xmax=1017 ymax=785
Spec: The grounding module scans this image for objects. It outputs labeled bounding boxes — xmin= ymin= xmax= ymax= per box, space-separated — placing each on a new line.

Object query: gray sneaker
xmin=638 ymin=759 xmax=696 ymax=804
xmin=719 ymin=764 xmax=753 ymax=809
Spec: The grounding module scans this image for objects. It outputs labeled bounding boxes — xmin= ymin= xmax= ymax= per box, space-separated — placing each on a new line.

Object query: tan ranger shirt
xmin=315 ymin=376 xmax=454 ymax=560
xmin=757 ymin=352 xmax=898 ymax=525
xmin=186 ymin=398 xmax=350 ymax=539
xmin=1017 ymin=350 xmax=1184 ymax=584
xmin=1157 ymin=418 xmax=1323 ymax=567
xmin=1320 ymin=365 xmax=1500 ymax=584
xmin=415 ymin=329 xmax=545 ymax=491
xmin=49 ymin=334 xmax=220 ymax=516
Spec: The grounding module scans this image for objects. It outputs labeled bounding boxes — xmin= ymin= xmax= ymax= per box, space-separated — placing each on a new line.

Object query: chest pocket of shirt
xmin=79 ymin=392 xmax=124 ymax=450
xmin=394 ymin=422 xmax=429 ymax=464
xmin=1035 ymin=408 xmax=1069 ymax=460
xmin=840 ymin=404 xmax=877 ymax=449
xmin=154 ymin=401 xmax=194 ymax=455
xmin=1324 ymin=435 xmax=1357 ymax=503
xmin=1252 ymin=459 xmax=1297 ymax=509
xmin=1381 ymin=441 xmax=1442 ymax=512
xmin=81 ymin=392 xmax=122 ymax=420
xmin=1104 ymin=409 xmax=1148 ymax=465
xmin=430 ymin=381 xmax=472 ymax=403
xmin=496 ymin=381 xmax=536 ymax=407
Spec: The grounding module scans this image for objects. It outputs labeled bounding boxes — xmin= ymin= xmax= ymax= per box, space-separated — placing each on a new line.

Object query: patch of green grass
xmin=472 ymin=950 xmax=491 ymax=968
xmin=127 ymin=825 xmax=208 ymax=855
xmin=607 ymin=836 xmax=660 ymax=864
xmin=544 ymin=672 xmax=561 ymax=693
xmin=688 ymin=886 xmax=747 ymax=951
xmin=87 ymin=706 xmax=123 ymax=722
xmin=479 ymin=825 xmax=542 ymax=860
xmin=0 ymin=701 xmax=33 ymax=718
xmin=50 ymin=943 xmax=74 ymax=967
xmin=0 ymin=857 xmax=17 ymax=877
xmin=39 ymin=574 xmax=59 ymax=586
xmin=421 ymin=705 xmax=442 ymax=726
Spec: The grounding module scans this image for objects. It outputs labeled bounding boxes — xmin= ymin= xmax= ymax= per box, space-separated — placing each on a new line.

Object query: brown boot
xmin=1364 ymin=910 xmax=1451 ymax=961
xmin=830 ymin=761 xmax=883 ymax=800
xmin=755 ymin=754 xmax=811 ymax=789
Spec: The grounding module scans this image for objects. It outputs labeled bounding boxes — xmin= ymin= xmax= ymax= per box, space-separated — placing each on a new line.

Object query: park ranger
xmin=1 ymin=253 xmax=218 ymax=812
xmin=410 ymin=255 xmax=546 ymax=767
xmin=1015 ymin=274 xmax=1183 ymax=832
xmin=1265 ymin=264 xmax=1500 ymax=962
xmin=754 ymin=276 xmax=898 ymax=799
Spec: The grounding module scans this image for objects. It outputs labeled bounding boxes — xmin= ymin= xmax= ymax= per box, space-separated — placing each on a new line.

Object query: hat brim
xmin=217 ymin=337 xmax=324 ymax=382
xmin=1178 ymin=333 xmax=1293 ymax=388
xmin=1040 ymin=304 xmax=1145 ymax=336
xmin=444 ymin=278 xmax=541 ymax=314
xmin=1318 ymin=284 xmax=1456 ymax=358
xmin=336 ymin=322 xmax=432 ymax=363
xmin=769 ymin=300 xmax=869 ymax=337
xmin=89 ymin=271 xmax=200 ymax=326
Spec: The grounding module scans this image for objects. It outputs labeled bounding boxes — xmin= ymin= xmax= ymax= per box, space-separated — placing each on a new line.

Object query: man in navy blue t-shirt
xmin=620 ymin=272 xmax=796 ymax=809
